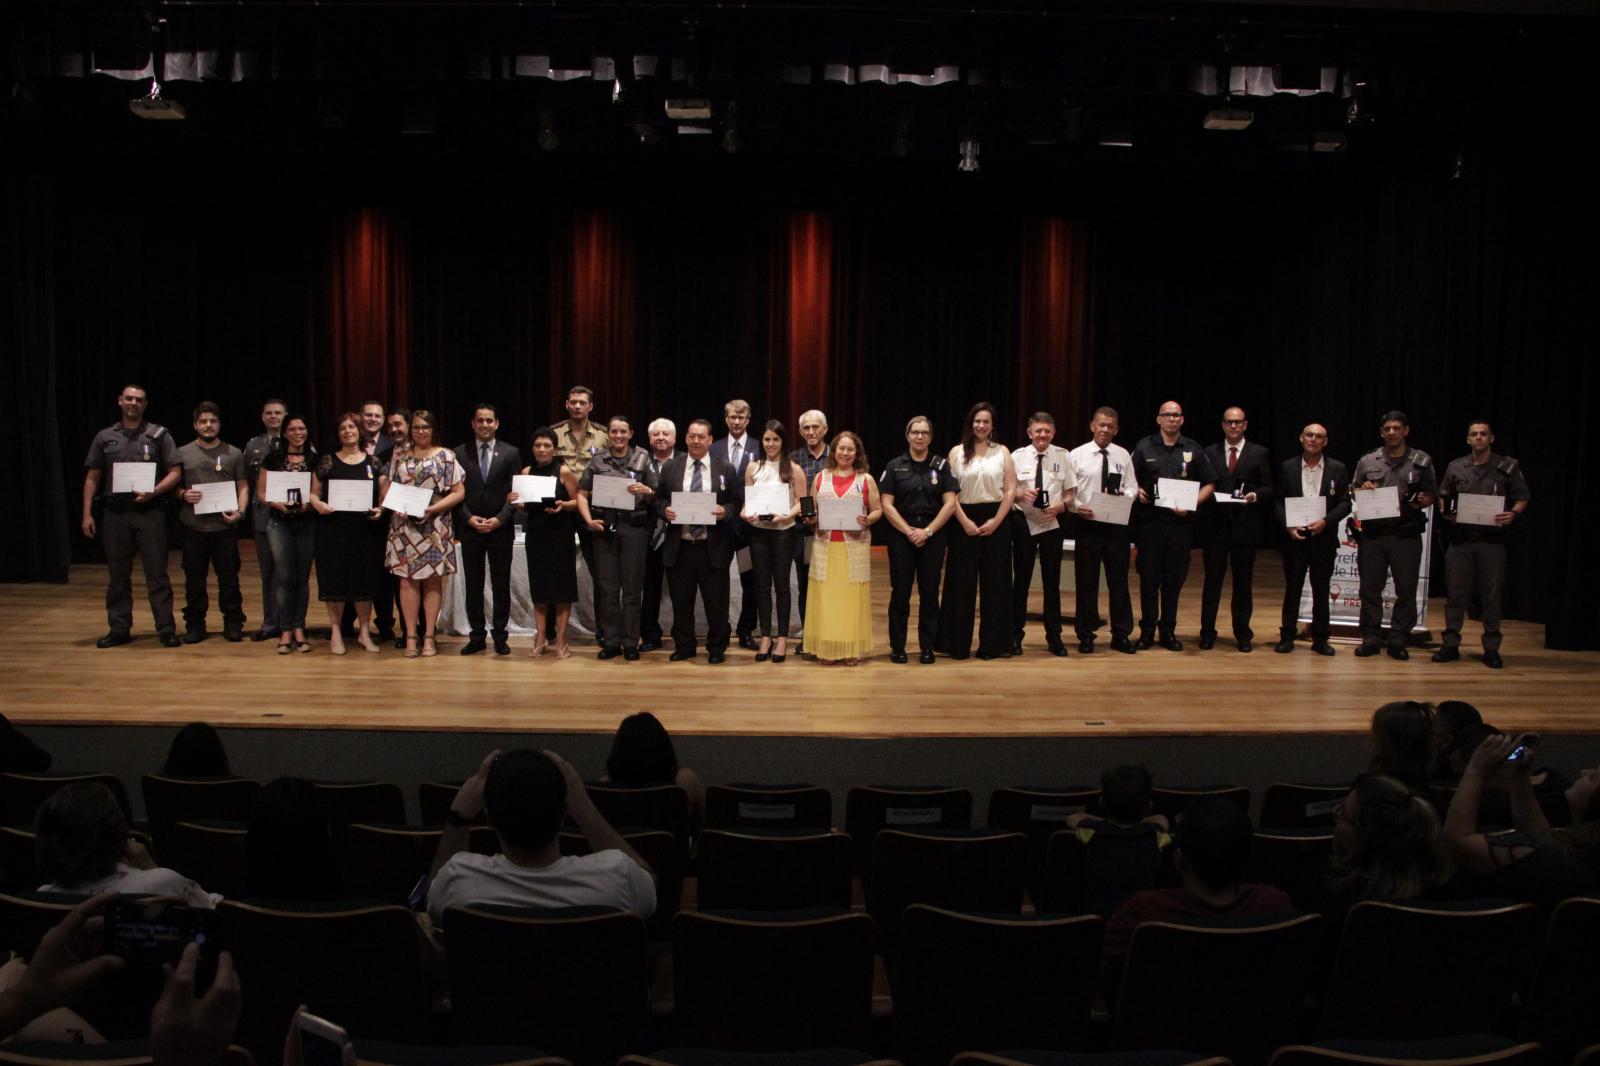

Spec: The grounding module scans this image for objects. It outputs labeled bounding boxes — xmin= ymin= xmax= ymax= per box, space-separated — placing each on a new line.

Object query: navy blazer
xmin=1275 ymin=455 xmax=1352 ymax=539
xmin=654 ymin=453 xmax=740 ymax=568
xmin=452 ymin=439 xmax=521 ymax=527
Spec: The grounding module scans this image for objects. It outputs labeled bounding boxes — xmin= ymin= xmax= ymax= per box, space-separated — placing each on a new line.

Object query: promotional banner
xmin=1300 ymin=507 xmax=1433 ymax=632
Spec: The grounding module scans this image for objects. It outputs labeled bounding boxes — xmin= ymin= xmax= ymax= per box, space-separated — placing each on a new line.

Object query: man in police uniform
xmin=1009 ymin=412 xmax=1075 ymax=657
xmin=241 ymin=398 xmax=286 ymax=641
xmin=1352 ymin=410 xmax=1438 ymax=660
xmin=81 ymin=383 xmax=184 ymax=647
xmin=175 ymin=401 xmax=250 ymax=643
xmin=1198 ymin=407 xmax=1274 ymax=652
xmin=880 ymin=415 xmax=959 ymax=664
xmin=577 ymin=415 xmax=659 ymax=661
xmin=1131 ymin=401 xmax=1218 ymax=650
xmin=1432 ymin=420 xmax=1529 ymax=669
xmin=551 ymin=385 xmax=609 ymax=645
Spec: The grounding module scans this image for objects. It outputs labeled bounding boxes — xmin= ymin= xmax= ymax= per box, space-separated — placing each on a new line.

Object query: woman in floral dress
xmin=386 ymin=409 xmax=466 ymax=658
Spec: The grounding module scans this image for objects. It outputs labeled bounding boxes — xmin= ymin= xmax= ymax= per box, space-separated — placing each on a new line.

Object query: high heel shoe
xmin=755 ymin=637 xmax=771 ymax=663
xmin=404 ymin=636 xmax=420 ymax=659
xmin=277 ymin=640 xmax=292 ymax=655
xmin=772 ymin=638 xmax=787 ymax=663
xmin=422 ymin=635 xmax=437 ymax=657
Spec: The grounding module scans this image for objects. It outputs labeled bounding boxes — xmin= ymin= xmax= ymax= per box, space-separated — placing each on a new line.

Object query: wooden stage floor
xmin=5 ymin=548 xmax=1594 ymax=739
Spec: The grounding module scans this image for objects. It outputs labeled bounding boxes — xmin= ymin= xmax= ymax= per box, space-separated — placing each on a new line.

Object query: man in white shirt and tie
xmin=711 ymin=399 xmax=759 ymax=650
xmin=1066 ymin=407 xmax=1140 ymax=654
xmin=1010 ymin=412 xmax=1076 ymax=657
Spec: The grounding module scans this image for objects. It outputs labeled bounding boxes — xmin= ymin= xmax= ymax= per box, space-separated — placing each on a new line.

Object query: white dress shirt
xmin=1301 ymin=457 xmax=1325 ymax=499
xmin=948 ymin=445 xmax=1009 ymax=504
xmin=1067 ymin=440 xmax=1137 ymax=509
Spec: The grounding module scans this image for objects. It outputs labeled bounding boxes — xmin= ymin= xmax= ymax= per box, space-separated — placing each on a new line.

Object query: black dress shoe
xmin=251 ymin=628 xmax=279 ymax=642
xmin=890 ymin=650 xmax=908 ymax=664
xmin=493 ymin=636 xmax=511 ymax=656
xmin=638 ymin=639 xmax=662 ymax=652
xmin=1158 ymin=636 xmax=1184 ymax=652
xmin=1136 ymin=635 xmax=1155 ymax=650
xmin=460 ymin=638 xmax=487 ymax=656
xmin=159 ymin=633 xmax=182 ymax=648
xmin=1197 ymin=634 xmax=1216 ymax=650
xmin=1312 ymin=642 xmax=1336 ymax=656
xmin=1274 ymin=639 xmax=1295 ymax=653
xmin=223 ymin=627 xmax=243 ymax=643
xmin=919 ymin=649 xmax=936 ymax=664
xmin=375 ymin=629 xmax=396 ymax=643
xmin=708 ymin=651 xmax=726 ymax=664
xmin=1483 ymin=650 xmax=1504 ymax=669
xmin=737 ymin=633 xmax=759 ymax=651
xmin=597 ymin=646 xmax=623 ymax=660
xmin=1237 ymin=639 xmax=1253 ymax=653
xmin=1354 ymin=644 xmax=1382 ymax=657
xmin=1387 ymin=645 xmax=1410 ymax=661
xmin=670 ymin=648 xmax=696 ymax=661
xmin=1110 ymin=636 xmax=1137 ymax=654
xmin=623 ymin=647 xmax=640 ymax=661
xmin=1047 ymin=641 xmax=1069 ymax=657
xmin=1012 ymin=639 xmax=1024 ymax=656
xmin=96 ymin=631 xmax=133 ymax=648
xmin=182 ymin=630 xmax=207 ymax=645
xmin=1079 ymin=639 xmax=1095 ymax=654
xmin=1431 ymin=647 xmax=1460 ymax=663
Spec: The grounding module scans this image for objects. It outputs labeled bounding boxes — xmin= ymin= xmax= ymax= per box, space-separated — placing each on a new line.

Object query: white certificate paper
xmin=512 ymin=474 xmax=556 ymax=502
xmin=264 ymin=470 xmax=312 ymax=504
xmin=191 ymin=481 xmax=239 ymax=516
xmin=744 ymin=483 xmax=791 ymax=517
xmin=111 ymin=462 xmax=157 ymax=494
xmin=1083 ymin=491 xmax=1133 ymax=526
xmin=1456 ymin=494 xmax=1505 ymax=527
xmin=1022 ymin=504 xmax=1060 ymax=536
xmin=1284 ymin=496 xmax=1328 ymax=528
xmin=1354 ymin=485 xmax=1402 ymax=521
xmin=1213 ymin=493 xmax=1249 ymax=505
xmin=671 ymin=491 xmax=717 ymax=525
xmin=328 ymin=480 xmax=374 ymax=513
xmin=383 ymin=483 xmax=433 ymax=518
xmin=1154 ymin=477 xmax=1200 ymax=512
xmin=818 ymin=496 xmax=862 ymax=532
xmin=590 ymin=475 xmax=638 ymax=510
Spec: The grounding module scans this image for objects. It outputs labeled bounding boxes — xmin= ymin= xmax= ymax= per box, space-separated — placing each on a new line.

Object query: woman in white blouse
xmin=936 ymin=402 xmax=1017 ymax=659
xmin=741 ymin=420 xmax=808 ymax=661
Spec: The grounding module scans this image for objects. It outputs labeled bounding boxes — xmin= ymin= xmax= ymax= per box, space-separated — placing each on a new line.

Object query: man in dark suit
xmin=657 ymin=418 xmax=738 ymax=663
xmin=453 ymin=404 xmax=520 ymax=655
xmin=1273 ymin=423 xmax=1351 ymax=656
xmin=1198 ymin=407 xmax=1275 ymax=652
xmin=710 ymin=399 xmax=760 ymax=650
xmin=639 ymin=418 xmax=681 ymax=652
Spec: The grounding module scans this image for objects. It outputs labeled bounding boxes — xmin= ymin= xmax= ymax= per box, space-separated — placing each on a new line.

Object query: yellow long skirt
xmin=803 ymin=541 xmax=875 ymax=661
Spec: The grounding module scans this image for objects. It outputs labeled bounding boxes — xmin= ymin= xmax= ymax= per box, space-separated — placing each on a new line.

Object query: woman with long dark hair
xmin=385 ymin=409 xmax=466 ymax=658
xmin=511 ymin=427 xmax=582 ymax=660
xmin=741 ymin=420 xmax=807 ymax=661
xmin=936 ymin=402 xmax=1017 ymax=659
xmin=310 ymin=412 xmax=388 ymax=654
xmin=257 ymin=414 xmax=318 ymax=653
xmin=802 ymin=430 xmax=881 ymax=665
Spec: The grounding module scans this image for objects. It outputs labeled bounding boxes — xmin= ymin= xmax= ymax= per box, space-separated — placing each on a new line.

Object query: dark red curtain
xmin=549 ymin=209 xmax=637 ymax=413
xmin=1017 ymin=218 xmax=1092 ymax=433
xmin=321 ymin=208 xmax=411 ymax=419
xmin=772 ymin=210 xmax=840 ymax=429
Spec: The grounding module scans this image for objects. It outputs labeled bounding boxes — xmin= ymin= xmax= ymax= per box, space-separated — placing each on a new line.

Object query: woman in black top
xmin=511 ymin=427 xmax=581 ymax=660
xmin=257 ymin=415 xmax=318 ymax=654
xmin=310 ymin=412 xmax=389 ymax=654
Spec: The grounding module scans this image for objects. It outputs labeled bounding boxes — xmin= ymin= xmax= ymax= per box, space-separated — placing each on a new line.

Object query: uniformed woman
xmin=936 ymin=402 xmax=1017 ymax=660
xmin=879 ymin=416 xmax=959 ymax=663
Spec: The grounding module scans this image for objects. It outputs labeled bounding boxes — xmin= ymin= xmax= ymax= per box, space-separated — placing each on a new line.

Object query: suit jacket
xmin=1203 ymin=440 xmax=1275 ymax=544
xmin=373 ymin=435 xmax=395 ymax=461
xmin=711 ymin=436 xmax=758 ymax=546
xmin=453 ymin=439 xmax=521 ymax=527
xmin=1274 ymin=455 xmax=1351 ymax=541
xmin=655 ymin=453 xmax=740 ymax=568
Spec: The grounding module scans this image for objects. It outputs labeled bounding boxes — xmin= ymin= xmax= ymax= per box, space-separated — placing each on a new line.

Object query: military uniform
xmin=1130 ymin=434 xmax=1219 ymax=645
xmin=1352 ymin=446 xmax=1438 ymax=651
xmin=580 ymin=446 xmax=660 ymax=654
xmin=85 ymin=421 xmax=181 ymax=638
xmin=879 ymin=451 xmax=958 ymax=658
xmin=176 ymin=439 xmax=248 ymax=639
xmin=1438 ymin=452 xmax=1529 ymax=655
xmin=241 ymin=432 xmax=282 ymax=636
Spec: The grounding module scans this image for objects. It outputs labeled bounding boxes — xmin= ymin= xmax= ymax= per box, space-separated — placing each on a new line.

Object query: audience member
xmin=601 ymin=711 xmax=706 ymax=832
xmin=426 ymin=749 xmax=657 ymax=927
xmin=244 ymin=777 xmax=344 ymax=902
xmin=161 ymin=722 xmax=231 ymax=777
xmin=0 ymin=711 xmax=51 ymax=772
xmin=1431 ymin=699 xmax=1485 ymax=781
xmin=0 ymin=893 xmax=122 ymax=1042
xmin=1062 ymin=764 xmax=1173 ymax=916
xmin=1368 ymin=700 xmax=1438 ymax=798
xmin=148 ymin=941 xmax=242 ymax=1066
xmin=34 ymin=783 xmax=218 ymax=907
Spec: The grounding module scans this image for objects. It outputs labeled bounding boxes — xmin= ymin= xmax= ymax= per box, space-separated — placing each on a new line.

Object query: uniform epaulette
xmin=1411 ymin=451 xmax=1429 ymax=467
xmin=1497 ymin=456 xmax=1519 ymax=475
xmin=148 ymin=425 xmax=166 ymax=439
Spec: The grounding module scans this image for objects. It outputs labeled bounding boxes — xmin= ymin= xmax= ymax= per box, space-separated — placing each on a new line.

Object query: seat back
xmin=417 ymin=781 xmax=465 ymax=827
xmin=1526 ymin=894 xmax=1600 ymax=1059
xmin=671 ymin=910 xmax=874 ymax=1052
xmin=444 ymin=906 xmax=648 ymax=1066
xmin=342 ymin=824 xmax=442 ymax=904
xmin=581 ymin=784 xmax=690 ymax=852
xmin=1267 ymin=1037 xmax=1547 ymax=1066
xmin=1114 ymin=913 xmax=1324 ymax=1063
xmin=0 ymin=1042 xmax=257 ymax=1066
xmin=986 ymin=786 xmax=1100 ymax=903
xmin=1036 ymin=825 xmax=1175 ymax=917
xmin=217 ymin=900 xmax=428 ymax=1065
xmin=894 ymin=904 xmax=1103 ymax=1066
xmin=1149 ymin=786 xmax=1250 ymax=824
xmin=867 ymin=829 xmax=1027 ymax=951
xmin=695 ymin=829 xmax=853 ymax=911
xmin=1259 ymin=784 xmax=1348 ymax=831
xmin=704 ymin=783 xmax=833 ymax=831
xmin=558 ymin=830 xmax=680 ymax=941
xmin=140 ymin=776 xmax=261 ymax=855
xmin=1248 ymin=830 xmax=1334 ymax=894
xmin=1 ymin=773 xmax=132 ymax=827
xmin=161 ymin=820 xmax=249 ymax=900
xmin=1323 ymin=900 xmax=1539 ymax=1040
xmin=844 ymin=786 xmax=973 ymax=873
xmin=0 ymin=825 xmax=39 ymax=892
xmin=309 ymin=781 xmax=406 ymax=829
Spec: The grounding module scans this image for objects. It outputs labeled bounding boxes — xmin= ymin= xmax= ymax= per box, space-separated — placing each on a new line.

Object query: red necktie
xmin=1228 ymin=446 xmax=1238 ymax=475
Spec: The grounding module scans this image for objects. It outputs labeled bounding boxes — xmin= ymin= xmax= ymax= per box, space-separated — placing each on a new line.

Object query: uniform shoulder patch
xmin=1411 ymin=451 xmax=1430 ymax=467
xmin=148 ymin=425 xmax=167 ymax=439
xmin=1497 ymin=457 xmax=1519 ymax=475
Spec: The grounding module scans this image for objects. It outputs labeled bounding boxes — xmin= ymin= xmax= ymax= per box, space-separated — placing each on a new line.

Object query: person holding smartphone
xmin=257 ymin=415 xmax=318 ymax=654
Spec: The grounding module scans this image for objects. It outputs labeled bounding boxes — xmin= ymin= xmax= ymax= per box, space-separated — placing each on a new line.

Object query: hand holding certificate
xmin=1081 ymin=490 xmax=1133 ymax=526
xmin=111 ymin=462 xmax=157 ymax=494
xmin=1353 ymin=485 xmax=1401 ymax=521
xmin=1154 ymin=477 xmax=1200 ymax=512
xmin=192 ymin=481 xmax=239 ymax=516
xmin=1456 ymin=493 xmax=1505 ymax=527
xmin=1284 ymin=495 xmax=1328 ymax=529
xmin=590 ymin=475 xmax=638 ymax=510
xmin=328 ymin=480 xmax=375 ymax=513
xmin=744 ymin=483 xmax=791 ymax=518
xmin=671 ymin=491 xmax=717 ymax=525
xmin=264 ymin=470 xmax=312 ymax=504
xmin=511 ymin=474 xmax=556 ymax=502
xmin=818 ymin=496 xmax=863 ymax=532
xmin=383 ymin=483 xmax=433 ymax=518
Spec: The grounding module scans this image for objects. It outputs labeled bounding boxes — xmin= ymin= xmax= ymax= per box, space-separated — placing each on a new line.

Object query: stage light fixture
xmin=128 ymin=77 xmax=185 ymax=121
xmin=958 ymin=136 xmax=979 ymax=173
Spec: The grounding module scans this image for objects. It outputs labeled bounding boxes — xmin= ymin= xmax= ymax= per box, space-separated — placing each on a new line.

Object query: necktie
xmin=1228 ymin=446 xmax=1238 ymax=476
xmin=1034 ymin=454 xmax=1044 ymax=490
xmin=480 ymin=442 xmax=491 ymax=480
xmin=1099 ymin=449 xmax=1109 ymax=492
xmin=691 ymin=460 xmax=705 ymax=540
xmin=731 ymin=440 xmax=742 ymax=467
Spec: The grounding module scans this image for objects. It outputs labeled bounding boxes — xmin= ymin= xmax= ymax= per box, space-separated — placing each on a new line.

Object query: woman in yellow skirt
xmin=803 ymin=430 xmax=882 ymax=665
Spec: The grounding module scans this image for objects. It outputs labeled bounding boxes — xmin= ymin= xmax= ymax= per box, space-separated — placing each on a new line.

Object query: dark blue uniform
xmin=879 ymin=452 xmax=958 ymax=658
xmin=1130 ymin=434 xmax=1218 ymax=645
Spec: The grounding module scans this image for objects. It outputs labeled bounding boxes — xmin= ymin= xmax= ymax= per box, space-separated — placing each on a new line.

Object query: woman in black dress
xmin=310 ymin=412 xmax=389 ymax=654
xmin=511 ymin=427 xmax=581 ymax=659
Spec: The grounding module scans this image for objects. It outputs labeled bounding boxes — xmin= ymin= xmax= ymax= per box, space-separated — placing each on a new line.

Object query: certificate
xmin=1083 ymin=491 xmax=1132 ymax=526
xmin=1456 ymin=493 xmax=1505 ymax=527
xmin=671 ymin=491 xmax=717 ymax=525
xmin=1353 ymin=485 xmax=1401 ymax=521
xmin=818 ymin=496 xmax=863 ymax=532
xmin=590 ymin=475 xmax=638 ymax=511
xmin=1213 ymin=492 xmax=1249 ymax=505
xmin=192 ymin=481 xmax=239 ymax=516
xmin=383 ymin=483 xmax=432 ymax=518
xmin=111 ymin=462 xmax=157 ymax=494
xmin=328 ymin=480 xmax=375 ymax=513
xmin=1022 ymin=505 xmax=1060 ymax=536
xmin=512 ymin=474 xmax=556 ymax=502
xmin=1154 ymin=477 xmax=1200 ymax=512
xmin=744 ymin=483 xmax=791 ymax=517
xmin=1284 ymin=496 xmax=1328 ymax=528
xmin=264 ymin=470 xmax=312 ymax=504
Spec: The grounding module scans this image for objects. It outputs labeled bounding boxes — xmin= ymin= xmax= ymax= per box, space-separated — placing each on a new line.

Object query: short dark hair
xmin=530 ymin=426 xmax=558 ymax=448
xmin=1027 ymin=411 xmax=1056 ymax=428
xmin=484 ymin=750 xmax=567 ymax=852
xmin=163 ymin=721 xmax=230 ymax=777
xmin=360 ymin=399 xmax=386 ymax=413
xmin=34 ymin=783 xmax=127 ymax=887
xmin=246 ymin=777 xmax=343 ymax=901
xmin=1380 ymin=410 xmax=1409 ymax=427
xmin=1467 ymin=419 xmax=1494 ymax=434
xmin=1100 ymin=765 xmax=1154 ymax=823
xmin=568 ymin=386 xmax=594 ymax=402
xmin=687 ymin=418 xmax=714 ymax=436
xmin=193 ymin=401 xmax=221 ymax=422
xmin=1092 ymin=406 xmax=1119 ymax=423
xmin=121 ymin=383 xmax=147 ymax=397
xmin=1174 ymin=795 xmax=1254 ymax=892
xmin=606 ymin=712 xmax=679 ymax=785
xmin=388 ymin=406 xmax=412 ymax=422
xmin=606 ymin=415 xmax=632 ymax=431
xmin=473 ymin=403 xmax=499 ymax=420
xmin=262 ymin=398 xmax=286 ymax=410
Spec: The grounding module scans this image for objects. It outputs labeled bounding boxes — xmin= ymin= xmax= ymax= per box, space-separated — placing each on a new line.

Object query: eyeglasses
xmin=1302 ymin=433 xmax=1328 ymax=440
xmin=1158 ymin=413 xmax=1183 ymax=419
xmin=1223 ymin=419 xmax=1246 ymax=426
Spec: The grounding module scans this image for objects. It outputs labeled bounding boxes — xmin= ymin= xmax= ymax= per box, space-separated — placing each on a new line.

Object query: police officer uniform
xmin=1009 ymin=442 xmax=1075 ymax=654
xmin=1352 ymin=446 xmax=1438 ymax=655
xmin=552 ymin=418 xmax=610 ymax=642
xmin=1437 ymin=452 xmax=1529 ymax=664
xmin=85 ymin=421 xmax=181 ymax=643
xmin=879 ymin=451 xmax=958 ymax=662
xmin=242 ymin=431 xmax=281 ymax=638
xmin=1130 ymin=434 xmax=1219 ymax=647
xmin=580 ymin=446 xmax=660 ymax=657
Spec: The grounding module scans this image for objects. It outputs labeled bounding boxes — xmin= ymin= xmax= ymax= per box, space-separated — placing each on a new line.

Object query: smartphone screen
xmin=296 ymin=1012 xmax=348 ymax=1066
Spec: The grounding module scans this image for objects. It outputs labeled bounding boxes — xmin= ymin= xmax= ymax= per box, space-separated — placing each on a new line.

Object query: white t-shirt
xmin=42 ymin=863 xmax=219 ymax=908
xmin=428 ymin=849 xmax=656 ymax=926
